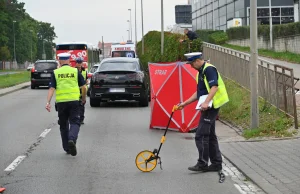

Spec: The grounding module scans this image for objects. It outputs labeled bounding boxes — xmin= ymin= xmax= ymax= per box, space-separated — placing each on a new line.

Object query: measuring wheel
xmin=135 ymin=150 xmax=157 ymax=172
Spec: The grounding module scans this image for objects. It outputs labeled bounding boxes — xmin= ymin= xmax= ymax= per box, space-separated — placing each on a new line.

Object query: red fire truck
xmin=55 ymin=42 xmax=101 ymax=71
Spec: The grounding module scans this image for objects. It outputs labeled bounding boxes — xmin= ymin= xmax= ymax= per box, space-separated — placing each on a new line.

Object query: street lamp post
xmin=127 ymin=30 xmax=130 ymax=40
xmin=161 ymin=0 xmax=164 ymax=55
xmin=30 ymin=30 xmax=33 ymax=63
xmin=269 ymin=0 xmax=273 ymax=49
xmin=250 ymin=0 xmax=259 ymax=128
xmin=127 ymin=20 xmax=131 ymax=41
xmin=13 ymin=20 xmax=16 ymax=63
xmin=141 ymin=0 xmax=144 ymax=55
xmin=135 ymin=0 xmax=137 ymax=46
xmin=128 ymin=8 xmax=132 ymax=41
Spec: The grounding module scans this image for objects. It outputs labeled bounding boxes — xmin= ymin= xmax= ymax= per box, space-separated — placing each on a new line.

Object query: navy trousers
xmin=79 ymin=96 xmax=85 ymax=122
xmin=195 ymin=107 xmax=222 ymax=167
xmin=57 ymin=101 xmax=81 ymax=152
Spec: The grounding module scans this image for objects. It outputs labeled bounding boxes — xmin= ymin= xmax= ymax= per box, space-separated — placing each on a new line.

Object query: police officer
xmin=75 ymin=57 xmax=88 ymax=124
xmin=177 ymin=52 xmax=229 ymax=172
xmin=45 ymin=53 xmax=87 ymax=156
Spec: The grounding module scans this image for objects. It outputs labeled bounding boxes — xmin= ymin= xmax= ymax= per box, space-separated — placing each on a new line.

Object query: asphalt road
xmin=0 ymin=87 xmax=241 ymax=194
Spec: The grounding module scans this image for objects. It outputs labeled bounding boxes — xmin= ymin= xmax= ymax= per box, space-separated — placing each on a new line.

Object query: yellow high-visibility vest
xmin=196 ymin=63 xmax=229 ymax=109
xmin=54 ymin=66 xmax=80 ymax=103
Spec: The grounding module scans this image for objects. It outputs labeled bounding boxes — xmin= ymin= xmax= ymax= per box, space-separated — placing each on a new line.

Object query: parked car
xmin=89 ymin=57 xmax=149 ymax=107
xmin=30 ymin=60 xmax=59 ymax=89
xmin=27 ymin=63 xmax=34 ymax=71
xmin=87 ymin=64 xmax=100 ymax=96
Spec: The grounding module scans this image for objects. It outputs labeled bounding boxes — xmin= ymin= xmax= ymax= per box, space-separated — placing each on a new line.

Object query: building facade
xmin=191 ymin=0 xmax=298 ymax=31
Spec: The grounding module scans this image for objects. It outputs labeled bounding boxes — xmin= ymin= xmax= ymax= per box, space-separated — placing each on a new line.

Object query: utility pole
xmin=128 ymin=9 xmax=133 ymax=41
xmin=141 ymin=0 xmax=144 ymax=55
xmin=161 ymin=0 xmax=164 ymax=55
xmin=135 ymin=0 xmax=137 ymax=46
xmin=102 ymin=36 xmax=104 ymax=59
xmin=30 ymin=30 xmax=33 ymax=62
xmin=269 ymin=0 xmax=273 ymax=49
xmin=13 ymin=20 xmax=16 ymax=63
xmin=212 ymin=1 xmax=215 ymax=30
xmin=250 ymin=0 xmax=259 ymax=129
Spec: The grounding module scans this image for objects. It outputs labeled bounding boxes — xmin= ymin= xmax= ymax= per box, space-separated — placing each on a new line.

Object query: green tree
xmin=0 ymin=46 xmax=11 ymax=61
xmin=0 ymin=0 xmax=57 ymax=63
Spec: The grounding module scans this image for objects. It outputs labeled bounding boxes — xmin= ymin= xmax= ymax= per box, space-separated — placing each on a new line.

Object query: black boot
xmin=208 ymin=164 xmax=222 ymax=171
xmin=188 ymin=163 xmax=208 ymax=172
xmin=68 ymin=140 xmax=77 ymax=156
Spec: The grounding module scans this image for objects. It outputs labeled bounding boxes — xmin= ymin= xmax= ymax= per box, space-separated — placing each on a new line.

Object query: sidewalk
xmin=214 ymin=121 xmax=300 ymax=194
xmin=0 ymin=82 xmax=30 ymax=97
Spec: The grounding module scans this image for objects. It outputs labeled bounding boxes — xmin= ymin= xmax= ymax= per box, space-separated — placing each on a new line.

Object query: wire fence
xmin=0 ymin=61 xmax=30 ymax=70
xmin=202 ymin=42 xmax=299 ymax=129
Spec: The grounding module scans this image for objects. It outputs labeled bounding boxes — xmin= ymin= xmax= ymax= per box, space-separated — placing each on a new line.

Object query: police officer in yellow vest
xmin=45 ymin=53 xmax=87 ymax=156
xmin=177 ymin=52 xmax=229 ymax=172
xmin=75 ymin=57 xmax=88 ymax=124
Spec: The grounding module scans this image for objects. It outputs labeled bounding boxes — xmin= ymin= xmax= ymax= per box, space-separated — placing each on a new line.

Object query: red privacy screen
xmin=148 ymin=62 xmax=200 ymax=133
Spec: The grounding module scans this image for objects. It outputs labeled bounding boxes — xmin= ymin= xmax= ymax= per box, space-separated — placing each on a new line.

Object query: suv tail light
xmin=127 ymin=73 xmax=143 ymax=82
xmin=31 ymin=65 xmax=35 ymax=72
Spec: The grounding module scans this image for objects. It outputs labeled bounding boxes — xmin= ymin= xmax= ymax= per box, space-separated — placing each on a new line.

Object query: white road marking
xmin=234 ymin=184 xmax=247 ymax=194
xmin=4 ymin=128 xmax=52 ymax=172
xmin=39 ymin=128 xmax=51 ymax=138
xmin=222 ymin=155 xmax=265 ymax=194
xmin=4 ymin=156 xmax=26 ymax=172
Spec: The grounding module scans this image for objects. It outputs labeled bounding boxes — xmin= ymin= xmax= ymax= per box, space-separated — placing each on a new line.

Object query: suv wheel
xmin=90 ymin=98 xmax=100 ymax=107
xmin=31 ymin=85 xmax=35 ymax=89
xmin=139 ymin=93 xmax=149 ymax=107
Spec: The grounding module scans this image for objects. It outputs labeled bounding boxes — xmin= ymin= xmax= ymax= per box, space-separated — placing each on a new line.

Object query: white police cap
xmin=184 ymin=52 xmax=203 ymax=64
xmin=57 ymin=53 xmax=71 ymax=60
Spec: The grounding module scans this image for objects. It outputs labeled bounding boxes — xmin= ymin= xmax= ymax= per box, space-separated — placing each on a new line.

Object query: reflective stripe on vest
xmin=196 ymin=63 xmax=229 ymax=109
xmin=54 ymin=66 xmax=80 ymax=103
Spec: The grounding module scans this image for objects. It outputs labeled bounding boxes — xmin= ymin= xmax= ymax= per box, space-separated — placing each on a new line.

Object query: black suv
xmin=31 ymin=60 xmax=58 ymax=89
xmin=89 ymin=57 xmax=149 ymax=107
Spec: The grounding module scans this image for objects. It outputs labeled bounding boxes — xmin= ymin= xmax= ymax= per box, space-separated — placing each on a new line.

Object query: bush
xmin=136 ymin=31 xmax=203 ymax=68
xmin=195 ymin=29 xmax=223 ymax=42
xmin=208 ymin=31 xmax=228 ymax=45
xmin=226 ymin=22 xmax=300 ymax=40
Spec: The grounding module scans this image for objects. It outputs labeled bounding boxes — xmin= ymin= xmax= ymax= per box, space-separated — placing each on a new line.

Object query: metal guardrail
xmin=202 ymin=42 xmax=299 ymax=129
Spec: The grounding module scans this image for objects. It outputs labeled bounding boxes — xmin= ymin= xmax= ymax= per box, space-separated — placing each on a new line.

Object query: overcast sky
xmin=20 ymin=0 xmax=189 ymax=46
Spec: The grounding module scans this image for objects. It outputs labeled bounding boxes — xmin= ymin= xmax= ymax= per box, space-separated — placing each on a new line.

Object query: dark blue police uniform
xmin=49 ymin=65 xmax=86 ymax=154
xmin=193 ymin=62 xmax=223 ymax=171
xmin=79 ymin=69 xmax=87 ymax=124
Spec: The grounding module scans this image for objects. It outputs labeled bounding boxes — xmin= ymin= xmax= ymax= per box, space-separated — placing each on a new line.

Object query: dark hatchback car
xmin=89 ymin=57 xmax=149 ymax=107
xmin=31 ymin=60 xmax=58 ymax=89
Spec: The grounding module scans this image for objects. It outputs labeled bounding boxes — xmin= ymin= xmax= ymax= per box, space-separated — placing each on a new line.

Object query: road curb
xmin=0 ymin=82 xmax=30 ymax=97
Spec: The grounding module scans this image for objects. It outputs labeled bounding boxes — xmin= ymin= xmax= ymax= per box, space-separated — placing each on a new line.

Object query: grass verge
xmin=0 ymin=71 xmax=30 ymax=88
xmin=219 ymin=78 xmax=296 ymax=139
xmin=222 ymin=43 xmax=300 ymax=64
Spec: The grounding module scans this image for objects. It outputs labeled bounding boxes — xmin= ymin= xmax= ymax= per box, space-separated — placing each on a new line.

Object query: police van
xmin=111 ymin=41 xmax=136 ymax=58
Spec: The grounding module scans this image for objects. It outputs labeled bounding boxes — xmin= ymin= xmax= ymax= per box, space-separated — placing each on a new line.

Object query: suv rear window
xmin=99 ymin=62 xmax=138 ymax=71
xmin=35 ymin=62 xmax=57 ymax=71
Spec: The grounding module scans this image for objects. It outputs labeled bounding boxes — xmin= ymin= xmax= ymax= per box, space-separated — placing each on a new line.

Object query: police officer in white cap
xmin=177 ymin=52 xmax=229 ymax=172
xmin=45 ymin=52 xmax=87 ymax=156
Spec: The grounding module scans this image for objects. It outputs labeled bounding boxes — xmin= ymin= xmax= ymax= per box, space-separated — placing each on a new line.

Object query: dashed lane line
xmin=3 ymin=128 xmax=52 ymax=173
